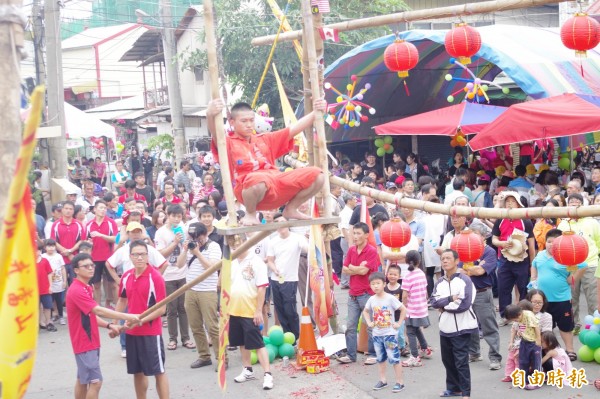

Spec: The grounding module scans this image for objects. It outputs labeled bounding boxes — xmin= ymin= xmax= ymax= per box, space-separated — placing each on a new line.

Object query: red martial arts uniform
xmin=212 ymin=128 xmax=321 ymax=210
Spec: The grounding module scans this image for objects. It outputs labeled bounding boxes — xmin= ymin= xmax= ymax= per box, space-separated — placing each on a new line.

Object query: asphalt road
xmin=27 ymin=286 xmax=600 ymax=398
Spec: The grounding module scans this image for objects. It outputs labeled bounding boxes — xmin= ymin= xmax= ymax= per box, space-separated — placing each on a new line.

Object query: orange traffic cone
xmin=296 ymin=307 xmax=318 ymax=367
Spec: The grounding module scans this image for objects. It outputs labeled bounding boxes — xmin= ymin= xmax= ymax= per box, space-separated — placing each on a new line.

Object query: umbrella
xmin=373 ymin=102 xmax=507 ymax=136
xmin=469 ymin=93 xmax=600 ymax=151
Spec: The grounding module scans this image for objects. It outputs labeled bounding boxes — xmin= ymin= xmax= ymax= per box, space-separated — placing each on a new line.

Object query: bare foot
xmin=282 ymin=208 xmax=311 ymax=220
xmin=240 ymin=215 xmax=261 ymax=226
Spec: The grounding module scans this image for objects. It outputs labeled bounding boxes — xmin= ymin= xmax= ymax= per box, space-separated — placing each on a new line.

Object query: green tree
xmin=147 ymin=134 xmax=175 ymax=161
xmin=180 ymin=0 xmax=407 ymax=124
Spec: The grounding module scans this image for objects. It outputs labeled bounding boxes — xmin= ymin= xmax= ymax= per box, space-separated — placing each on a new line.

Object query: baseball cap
xmin=386 ymin=182 xmax=397 ymax=189
xmin=126 ymin=222 xmax=144 ymax=232
xmin=478 ymin=174 xmax=491 ymax=183
xmin=66 ymin=189 xmax=78 ymax=195
xmin=395 ymin=176 xmax=406 ymax=186
xmin=217 ymin=201 xmax=228 ymax=214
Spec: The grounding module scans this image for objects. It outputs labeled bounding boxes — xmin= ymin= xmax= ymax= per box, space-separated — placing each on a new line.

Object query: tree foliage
xmin=180 ymin=0 xmax=407 ymax=121
xmin=147 ymin=134 xmax=175 ymax=161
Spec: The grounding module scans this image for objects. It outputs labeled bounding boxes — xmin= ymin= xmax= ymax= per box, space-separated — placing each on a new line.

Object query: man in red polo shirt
xmin=207 ymin=98 xmax=326 ymax=226
xmin=86 ymin=200 xmax=118 ymax=305
xmin=118 ymin=179 xmax=147 ymax=206
xmin=116 ymin=240 xmax=169 ymax=399
xmin=66 ymin=253 xmax=140 ymax=399
xmin=50 ymin=201 xmax=85 ymax=265
xmin=337 ymin=222 xmax=379 ymax=365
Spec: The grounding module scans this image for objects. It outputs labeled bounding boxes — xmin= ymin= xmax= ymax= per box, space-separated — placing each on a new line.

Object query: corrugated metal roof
xmin=119 ymin=30 xmax=164 ymax=63
xmin=62 ymin=23 xmax=144 ymax=50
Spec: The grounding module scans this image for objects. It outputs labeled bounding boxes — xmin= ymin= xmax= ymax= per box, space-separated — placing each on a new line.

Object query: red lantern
xmin=444 ymin=23 xmax=482 ymax=65
xmin=560 ymin=13 xmax=600 ymax=57
xmin=450 ymin=229 xmax=485 ymax=270
xmin=383 ymin=39 xmax=419 ymax=79
xmin=380 ymin=218 xmax=412 ymax=249
xmin=552 ymin=231 xmax=589 ymax=272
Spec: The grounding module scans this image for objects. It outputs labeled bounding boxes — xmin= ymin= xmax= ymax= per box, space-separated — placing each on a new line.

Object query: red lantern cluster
xmin=450 ymin=229 xmax=484 ymax=269
xmin=560 ymin=13 xmax=600 ymax=57
xmin=380 ymin=218 xmax=412 ymax=249
xmin=444 ymin=23 xmax=482 ymax=65
xmin=383 ymin=39 xmax=419 ymax=79
xmin=551 ymin=231 xmax=589 ymax=272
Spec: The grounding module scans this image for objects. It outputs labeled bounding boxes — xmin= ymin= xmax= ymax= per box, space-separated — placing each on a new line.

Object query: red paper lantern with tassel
xmin=450 ymin=229 xmax=485 ymax=270
xmin=551 ymin=231 xmax=589 ymax=272
xmin=560 ymin=13 xmax=600 ymax=57
xmin=444 ymin=23 xmax=482 ymax=65
xmin=383 ymin=39 xmax=419 ymax=79
xmin=380 ymin=218 xmax=412 ymax=249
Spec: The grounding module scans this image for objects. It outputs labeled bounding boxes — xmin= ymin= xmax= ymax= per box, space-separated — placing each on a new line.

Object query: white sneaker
xmin=121 ymin=349 xmax=127 ymax=358
xmin=401 ymin=356 xmax=422 ymax=367
xmin=263 ymin=373 xmax=274 ymax=390
xmin=234 ymin=368 xmax=255 ymax=383
xmin=59 ymin=317 xmax=66 ymax=325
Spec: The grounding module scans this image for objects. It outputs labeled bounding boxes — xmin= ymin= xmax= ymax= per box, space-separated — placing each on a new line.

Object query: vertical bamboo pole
xmin=204 ymin=0 xmax=237 ymax=227
xmin=301 ymin=32 xmax=315 ymax=167
xmin=301 ymin=0 xmax=332 ymax=218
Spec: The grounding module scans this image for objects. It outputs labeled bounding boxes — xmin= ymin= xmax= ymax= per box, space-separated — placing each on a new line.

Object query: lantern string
xmin=403 ymin=80 xmax=410 ymax=96
xmin=580 ymin=58 xmax=585 ymax=78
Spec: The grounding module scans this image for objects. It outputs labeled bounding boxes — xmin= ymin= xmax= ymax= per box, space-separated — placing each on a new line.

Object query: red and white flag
xmin=319 ymin=27 xmax=339 ymax=42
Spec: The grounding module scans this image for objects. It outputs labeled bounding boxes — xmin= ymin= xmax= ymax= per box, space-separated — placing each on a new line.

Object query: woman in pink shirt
xmin=93 ymin=157 xmax=107 ymax=186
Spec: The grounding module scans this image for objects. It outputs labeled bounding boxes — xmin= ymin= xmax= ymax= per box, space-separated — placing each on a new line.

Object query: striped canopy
xmin=321 ymin=24 xmax=600 ymax=142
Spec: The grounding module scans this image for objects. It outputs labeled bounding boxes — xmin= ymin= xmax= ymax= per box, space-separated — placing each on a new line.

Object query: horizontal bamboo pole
xmin=252 ymin=0 xmax=566 ymax=46
xmin=284 ymin=155 xmax=600 ymax=220
xmin=139 ymin=230 xmax=271 ymax=319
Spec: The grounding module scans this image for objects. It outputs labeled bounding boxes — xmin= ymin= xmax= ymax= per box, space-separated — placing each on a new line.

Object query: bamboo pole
xmin=301 ymin=0 xmax=332 ymax=218
xmin=301 ymin=24 xmax=315 ymax=167
xmin=204 ymin=0 xmax=237 ymax=227
xmin=252 ymin=0 xmax=566 ymax=46
xmin=139 ymin=230 xmax=271 ymax=319
xmin=284 ymin=155 xmax=600 ymax=219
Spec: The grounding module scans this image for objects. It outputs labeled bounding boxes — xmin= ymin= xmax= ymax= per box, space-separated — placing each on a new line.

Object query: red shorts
xmin=234 ymin=167 xmax=322 ymax=210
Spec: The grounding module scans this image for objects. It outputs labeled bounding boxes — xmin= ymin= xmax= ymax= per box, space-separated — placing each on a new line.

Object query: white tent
xmin=64 ymin=102 xmax=116 ymax=142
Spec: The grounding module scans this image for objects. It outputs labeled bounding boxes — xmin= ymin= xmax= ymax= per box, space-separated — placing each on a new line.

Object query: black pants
xmin=426 ymin=267 xmax=436 ymax=297
xmin=440 ymin=334 xmax=471 ymax=396
xmin=52 ymin=292 xmax=64 ymax=317
xmin=519 ymin=340 xmax=542 ymax=378
xmin=330 ymin=237 xmax=343 ymax=277
xmin=271 ymin=280 xmax=300 ymax=341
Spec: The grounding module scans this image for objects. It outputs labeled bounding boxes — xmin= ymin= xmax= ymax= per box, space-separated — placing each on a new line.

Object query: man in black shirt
xmin=134 ymin=172 xmax=156 ymax=213
xmin=348 ymin=163 xmax=363 ymax=184
xmin=141 ymin=149 xmax=155 ymax=187
xmin=348 ymin=177 xmax=389 ymax=225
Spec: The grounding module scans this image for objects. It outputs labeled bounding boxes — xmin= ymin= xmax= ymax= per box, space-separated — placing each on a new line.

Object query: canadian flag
xmin=319 ymin=27 xmax=340 ymax=42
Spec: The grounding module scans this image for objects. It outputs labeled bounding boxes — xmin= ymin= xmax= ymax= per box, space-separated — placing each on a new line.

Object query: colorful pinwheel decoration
xmin=445 ymin=58 xmax=509 ymax=103
xmin=374 ymin=136 xmax=394 ymax=157
xmin=324 ymin=75 xmax=376 ymax=130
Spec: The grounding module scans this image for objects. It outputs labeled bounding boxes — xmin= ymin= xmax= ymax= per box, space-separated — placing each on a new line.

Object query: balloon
xmin=558 ymin=157 xmax=571 ymax=171
xmin=450 ymin=139 xmax=458 ymax=147
xmin=374 ymin=138 xmax=384 ymax=147
xmin=586 ymin=332 xmax=600 ymax=349
xmin=595 ymin=310 xmax=600 ymax=318
xmin=268 ymin=325 xmax=283 ymax=335
xmin=283 ymin=332 xmax=295 ymax=345
xmin=580 ymin=330 xmax=590 ymax=345
xmin=265 ymin=344 xmax=277 ymax=363
xmin=385 ymin=145 xmax=394 ymax=154
xmin=336 ymin=96 xmax=343 ymax=103
xmin=269 ymin=329 xmax=284 ymax=346
xmin=456 ymin=136 xmax=467 ymax=147
xmin=383 ymin=136 xmax=393 ymax=144
xmin=594 ymin=347 xmax=600 ymax=364
xmin=263 ymin=336 xmax=271 ymax=345
xmin=376 ymin=148 xmax=385 ymax=157
xmin=591 ymin=324 xmax=600 ymax=333
xmin=278 ymin=343 xmax=295 ymax=358
xmin=250 ymin=350 xmax=258 ymax=364
xmin=594 ymin=317 xmax=600 ymax=325
xmin=585 ymin=315 xmax=595 ymax=325
xmin=502 ymin=87 xmax=510 ymax=94
xmin=383 ymin=143 xmax=391 ymax=151
xmin=447 ymin=95 xmax=455 ymax=103
xmin=579 ymin=345 xmax=595 ymax=362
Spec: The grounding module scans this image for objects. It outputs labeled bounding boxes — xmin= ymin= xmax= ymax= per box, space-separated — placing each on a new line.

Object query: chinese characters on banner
xmin=511 ymin=368 xmax=588 ymax=389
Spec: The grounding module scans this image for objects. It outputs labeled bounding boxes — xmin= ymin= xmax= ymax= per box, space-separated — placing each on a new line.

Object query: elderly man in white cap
xmin=491 ymin=191 xmax=536 ymax=326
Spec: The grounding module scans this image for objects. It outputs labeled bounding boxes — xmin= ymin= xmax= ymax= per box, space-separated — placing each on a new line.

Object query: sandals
xmin=167 ymin=341 xmax=177 ymax=350
xmin=594 ymin=379 xmax=600 ymax=390
xmin=183 ymin=340 xmax=197 ymax=349
xmin=567 ymin=351 xmax=577 ymax=361
xmin=439 ymin=391 xmax=462 ymax=397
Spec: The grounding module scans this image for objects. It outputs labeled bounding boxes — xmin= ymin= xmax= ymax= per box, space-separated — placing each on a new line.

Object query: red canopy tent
xmin=373 ymin=102 xmax=507 ymax=136
xmin=469 ymin=93 xmax=600 ymax=151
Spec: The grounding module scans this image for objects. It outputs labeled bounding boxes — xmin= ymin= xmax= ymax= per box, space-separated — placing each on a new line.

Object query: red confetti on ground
xmin=289 ymin=386 xmax=321 ymax=399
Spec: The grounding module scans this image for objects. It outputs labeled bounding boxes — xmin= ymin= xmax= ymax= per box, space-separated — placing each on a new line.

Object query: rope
xmin=251 ymin=0 xmax=292 ymax=108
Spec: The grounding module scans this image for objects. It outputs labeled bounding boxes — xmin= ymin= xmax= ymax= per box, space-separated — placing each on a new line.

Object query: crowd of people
xmin=34 ymin=118 xmax=600 ymax=398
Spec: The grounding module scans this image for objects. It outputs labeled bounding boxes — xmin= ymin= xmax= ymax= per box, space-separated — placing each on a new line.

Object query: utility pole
xmin=32 ymin=0 xmax=49 ymax=167
xmin=45 ymin=0 xmax=67 ymax=178
xmin=0 ymin=0 xmax=26 ymax=224
xmin=159 ymin=0 xmax=186 ymax=164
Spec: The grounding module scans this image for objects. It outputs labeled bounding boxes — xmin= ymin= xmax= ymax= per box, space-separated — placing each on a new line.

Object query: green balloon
xmin=579 ymin=345 xmax=595 ymax=362
xmin=263 ymin=336 xmax=271 ymax=345
xmin=558 ymin=157 xmax=571 ymax=171
xmin=283 ymin=332 xmax=296 ymax=345
xmin=580 ymin=330 xmax=590 ymax=346
xmin=586 ymin=332 xmax=600 ymax=349
xmin=376 ymin=148 xmax=385 ymax=157
xmin=374 ymin=138 xmax=384 ymax=147
xmin=269 ymin=329 xmax=284 ymax=346
xmin=502 ymin=87 xmax=510 ymax=94
xmin=250 ymin=350 xmax=258 ymax=365
xmin=594 ymin=347 xmax=600 ymax=364
xmin=278 ymin=343 xmax=295 ymax=358
xmin=265 ymin=344 xmax=277 ymax=363
xmin=268 ymin=325 xmax=283 ymax=335
xmin=383 ymin=136 xmax=393 ymax=144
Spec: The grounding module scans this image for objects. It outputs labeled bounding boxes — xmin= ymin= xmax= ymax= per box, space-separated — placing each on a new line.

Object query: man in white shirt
xmin=266 ymin=214 xmax=308 ymax=342
xmin=338 ymin=193 xmax=356 ymax=289
xmin=177 ymin=222 xmax=222 ymax=369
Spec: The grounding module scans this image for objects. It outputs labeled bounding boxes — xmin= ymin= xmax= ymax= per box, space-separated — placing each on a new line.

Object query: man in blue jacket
xmin=432 ymin=249 xmax=478 ymax=399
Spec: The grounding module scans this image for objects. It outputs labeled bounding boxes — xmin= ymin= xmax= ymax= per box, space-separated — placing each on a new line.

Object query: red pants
xmin=234 ymin=167 xmax=322 ymax=210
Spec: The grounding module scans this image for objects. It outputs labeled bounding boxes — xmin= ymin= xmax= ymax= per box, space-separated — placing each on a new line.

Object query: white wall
xmin=177 ymin=15 xmax=210 ymax=107
xmin=62 ymin=47 xmax=97 ymax=89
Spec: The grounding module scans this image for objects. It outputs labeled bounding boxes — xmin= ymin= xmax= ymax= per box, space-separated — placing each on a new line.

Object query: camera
xmin=188 ymin=241 xmax=197 ymax=250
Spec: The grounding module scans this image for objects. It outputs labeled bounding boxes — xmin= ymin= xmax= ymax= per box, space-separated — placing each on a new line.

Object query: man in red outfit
xmin=207 ymin=98 xmax=326 ymax=226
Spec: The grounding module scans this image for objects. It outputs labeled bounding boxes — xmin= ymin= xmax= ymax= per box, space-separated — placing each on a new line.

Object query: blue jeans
xmin=373 ymin=335 xmax=400 ymax=364
xmin=397 ymin=320 xmax=406 ymax=349
xmin=345 ymin=293 xmax=374 ymax=361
